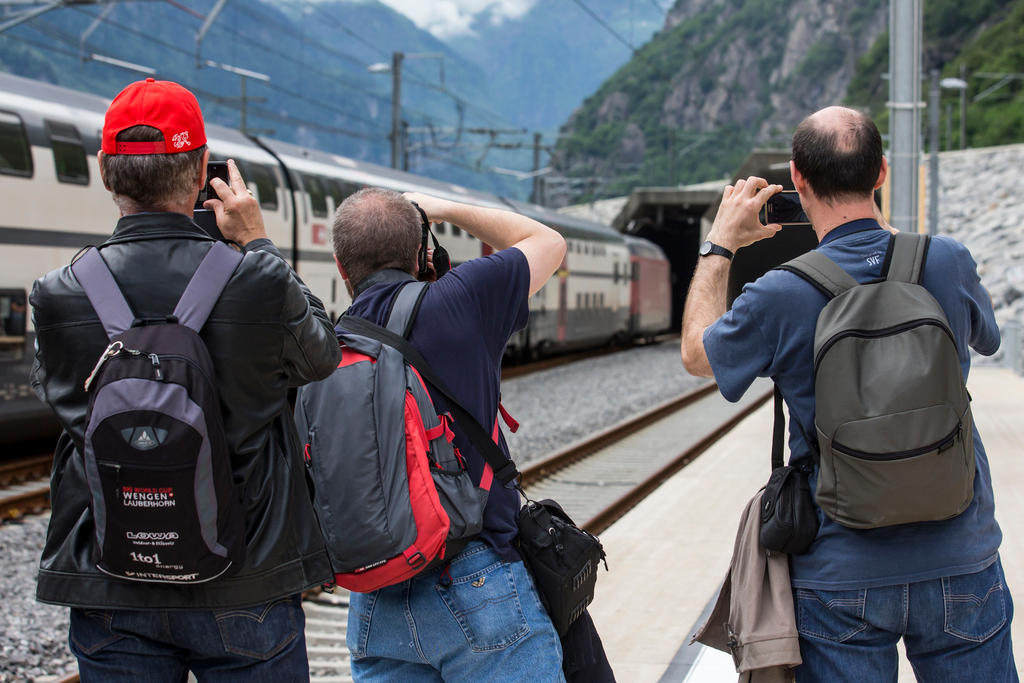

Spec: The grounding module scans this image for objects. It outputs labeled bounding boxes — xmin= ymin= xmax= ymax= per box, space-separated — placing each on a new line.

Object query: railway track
xmin=500 ymin=335 xmax=678 ymax=380
xmin=0 ymin=454 xmax=51 ymax=520
xmin=14 ymin=377 xmax=770 ymax=682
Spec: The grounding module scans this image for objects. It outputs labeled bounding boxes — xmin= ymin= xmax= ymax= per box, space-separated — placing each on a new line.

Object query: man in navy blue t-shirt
xmin=329 ymin=188 xmax=568 ymax=682
xmin=681 ymin=107 xmax=1016 ymax=680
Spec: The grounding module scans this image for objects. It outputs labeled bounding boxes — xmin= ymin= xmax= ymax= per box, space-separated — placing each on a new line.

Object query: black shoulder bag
xmin=759 ymin=385 xmax=819 ymax=555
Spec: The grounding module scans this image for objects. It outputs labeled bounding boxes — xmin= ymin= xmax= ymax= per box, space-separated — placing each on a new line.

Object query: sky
xmin=372 ymin=0 xmax=539 ymax=38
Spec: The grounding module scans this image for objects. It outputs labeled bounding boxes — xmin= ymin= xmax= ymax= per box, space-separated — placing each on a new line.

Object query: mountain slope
xmin=453 ymin=0 xmax=665 ymax=132
xmin=551 ymin=0 xmax=889 ymax=203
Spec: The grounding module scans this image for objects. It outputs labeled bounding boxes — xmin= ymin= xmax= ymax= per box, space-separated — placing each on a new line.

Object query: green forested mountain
xmin=553 ymin=0 xmax=1024 ymax=204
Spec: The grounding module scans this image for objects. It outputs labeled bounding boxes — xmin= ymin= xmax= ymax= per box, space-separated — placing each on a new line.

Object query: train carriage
xmin=0 ymin=71 xmax=671 ymax=445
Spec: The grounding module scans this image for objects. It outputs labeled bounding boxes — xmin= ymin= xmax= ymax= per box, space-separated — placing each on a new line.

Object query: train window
xmin=47 ymin=120 xmax=89 ymax=185
xmin=325 ymin=179 xmax=359 ymax=211
xmin=0 ymin=289 xmax=27 ymax=337
xmin=584 ymin=293 xmax=590 ymax=309
xmin=576 ymin=293 xmax=582 ymax=309
xmin=451 ymin=225 xmax=462 ymax=237
xmin=613 ymin=262 xmax=619 ymax=284
xmin=0 ymin=111 xmax=32 ymax=177
xmin=599 ymin=293 xmax=605 ymax=307
xmin=436 ymin=222 xmax=446 ymax=235
xmin=302 ymin=174 xmax=328 ymax=218
xmin=247 ymin=163 xmax=279 ymax=211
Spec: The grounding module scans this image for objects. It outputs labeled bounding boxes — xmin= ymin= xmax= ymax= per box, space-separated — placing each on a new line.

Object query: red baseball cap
xmin=102 ymin=78 xmax=207 ymax=155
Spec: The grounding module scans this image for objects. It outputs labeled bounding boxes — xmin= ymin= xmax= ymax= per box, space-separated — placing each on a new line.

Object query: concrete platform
xmin=588 ymin=366 xmax=1024 ymax=682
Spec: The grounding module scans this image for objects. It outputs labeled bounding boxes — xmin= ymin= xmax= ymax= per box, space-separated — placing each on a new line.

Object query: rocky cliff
xmin=550 ymin=0 xmax=889 ymax=204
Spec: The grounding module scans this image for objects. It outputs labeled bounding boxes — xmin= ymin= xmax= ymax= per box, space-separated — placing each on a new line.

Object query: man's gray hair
xmin=101 ymin=125 xmax=205 ymax=213
xmin=332 ymin=187 xmax=421 ymax=287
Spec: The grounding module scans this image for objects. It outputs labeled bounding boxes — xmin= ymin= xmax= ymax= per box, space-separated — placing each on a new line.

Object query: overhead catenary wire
xmin=12 ymin=0 xmax=547 ymax=181
xmin=567 ymin=0 xmax=636 ymax=53
xmin=60 ymin=5 xmax=391 ymax=132
xmin=14 ymin=21 xmax=383 ymax=141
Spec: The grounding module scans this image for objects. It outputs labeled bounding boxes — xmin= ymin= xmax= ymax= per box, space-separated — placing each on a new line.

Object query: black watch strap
xmin=700 ymin=241 xmax=734 ymax=260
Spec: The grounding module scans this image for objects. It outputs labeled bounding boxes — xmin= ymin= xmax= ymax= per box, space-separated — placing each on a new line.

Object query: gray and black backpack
xmin=72 ymin=242 xmax=246 ymax=583
xmin=779 ymin=232 xmax=974 ymax=529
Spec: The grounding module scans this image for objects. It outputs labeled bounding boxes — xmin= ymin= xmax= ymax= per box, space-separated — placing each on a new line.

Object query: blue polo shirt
xmin=704 ymin=219 xmax=1002 ymax=589
xmin=344 ymin=249 xmax=530 ymax=562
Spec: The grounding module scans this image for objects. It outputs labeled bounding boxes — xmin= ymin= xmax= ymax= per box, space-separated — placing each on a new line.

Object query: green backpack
xmin=779 ymin=232 xmax=974 ymax=529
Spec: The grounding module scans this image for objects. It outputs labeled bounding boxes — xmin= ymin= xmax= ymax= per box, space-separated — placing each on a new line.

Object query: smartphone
xmin=761 ymin=190 xmax=810 ymax=226
xmin=193 ymin=161 xmax=229 ymax=240
xmin=195 ymin=160 xmax=230 ymax=209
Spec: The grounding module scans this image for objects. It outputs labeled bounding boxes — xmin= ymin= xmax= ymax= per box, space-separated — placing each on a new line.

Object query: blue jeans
xmin=68 ymin=595 xmax=309 ymax=682
xmin=794 ymin=557 xmax=1018 ymax=682
xmin=348 ymin=541 xmax=565 ymax=682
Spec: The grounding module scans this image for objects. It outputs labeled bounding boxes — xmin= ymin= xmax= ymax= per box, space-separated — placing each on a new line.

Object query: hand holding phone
xmin=199 ymin=159 xmax=267 ymax=246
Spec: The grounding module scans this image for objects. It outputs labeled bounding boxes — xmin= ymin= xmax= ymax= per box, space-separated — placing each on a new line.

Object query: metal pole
xmin=928 ymin=69 xmax=940 ymax=236
xmin=888 ymin=0 xmax=922 ymax=233
xmin=390 ymin=52 xmax=403 ymax=170
xmin=959 ymin=63 xmax=967 ymax=150
xmin=532 ymin=132 xmax=542 ymax=204
xmin=240 ymin=76 xmax=247 ymax=136
xmin=195 ymin=0 xmax=229 ymax=68
xmin=1005 ymin=320 xmax=1022 ymax=375
xmin=402 ymin=120 xmax=409 ymax=172
xmin=945 ymin=102 xmax=953 ymax=150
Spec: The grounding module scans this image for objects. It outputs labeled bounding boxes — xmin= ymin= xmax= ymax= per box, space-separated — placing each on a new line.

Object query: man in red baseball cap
xmin=31 ymin=78 xmax=340 ymax=680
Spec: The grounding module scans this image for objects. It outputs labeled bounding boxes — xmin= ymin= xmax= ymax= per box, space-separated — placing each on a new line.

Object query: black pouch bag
xmin=759 ymin=386 xmax=819 ymax=555
xmin=516 ymin=498 xmax=607 ymax=637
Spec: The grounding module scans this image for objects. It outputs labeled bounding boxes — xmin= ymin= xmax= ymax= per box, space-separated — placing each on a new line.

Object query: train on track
xmin=0 ymin=72 xmax=672 ymax=446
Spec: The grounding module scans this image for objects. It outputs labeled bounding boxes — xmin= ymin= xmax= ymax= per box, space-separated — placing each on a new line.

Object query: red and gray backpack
xmin=295 ymin=281 xmax=520 ymax=593
xmin=71 ymin=242 xmax=246 ymax=583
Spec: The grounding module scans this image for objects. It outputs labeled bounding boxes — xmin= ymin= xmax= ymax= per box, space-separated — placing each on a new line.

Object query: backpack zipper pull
xmin=84 ymin=341 xmax=124 ymax=391
xmin=149 ymin=353 xmax=163 ymax=381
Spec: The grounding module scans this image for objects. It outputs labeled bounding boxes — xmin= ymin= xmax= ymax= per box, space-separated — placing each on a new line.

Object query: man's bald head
xmin=332 ymin=187 xmax=421 ymax=288
xmin=792 ymin=106 xmax=883 ymax=204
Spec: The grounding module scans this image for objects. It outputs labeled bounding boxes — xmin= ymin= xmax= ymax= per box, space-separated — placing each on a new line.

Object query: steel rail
xmin=0 ymin=481 xmax=51 ymax=520
xmin=581 ymin=386 xmax=773 ymax=535
xmin=0 ymin=453 xmax=52 ymax=486
xmin=518 ymin=381 xmax=718 ymax=488
xmin=501 ymin=334 xmax=678 ymax=380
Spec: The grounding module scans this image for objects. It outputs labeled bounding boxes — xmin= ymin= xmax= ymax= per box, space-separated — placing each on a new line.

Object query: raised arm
xmin=680 ymin=177 xmax=782 ymax=376
xmin=404 ymin=193 xmax=566 ymax=296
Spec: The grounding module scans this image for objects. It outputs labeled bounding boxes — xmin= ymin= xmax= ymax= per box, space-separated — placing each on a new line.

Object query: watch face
xmin=699 ymin=241 xmax=712 ymax=256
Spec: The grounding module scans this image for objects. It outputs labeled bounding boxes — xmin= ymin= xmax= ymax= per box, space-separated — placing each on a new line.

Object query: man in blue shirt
xmin=680 ymin=106 xmax=1016 ymax=680
xmin=330 ymin=188 xmax=567 ymax=682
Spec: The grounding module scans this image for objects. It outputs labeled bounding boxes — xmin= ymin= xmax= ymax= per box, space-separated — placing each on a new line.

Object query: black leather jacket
xmin=30 ymin=212 xmax=340 ymax=609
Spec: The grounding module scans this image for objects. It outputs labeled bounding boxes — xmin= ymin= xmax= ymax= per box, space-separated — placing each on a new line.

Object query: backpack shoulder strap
xmin=71 ymin=247 xmax=136 ymax=339
xmin=173 ymin=242 xmax=244 ymax=332
xmin=339 ymin=313 xmax=521 ymax=487
xmin=884 ymin=232 xmax=930 ymax=284
xmin=776 ymin=250 xmax=859 ymax=299
xmin=385 ymin=281 xmax=429 ymax=337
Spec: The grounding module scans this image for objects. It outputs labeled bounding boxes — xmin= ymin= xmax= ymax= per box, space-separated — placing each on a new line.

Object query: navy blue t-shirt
xmin=704 ymin=219 xmax=1002 ymax=589
xmin=344 ymin=249 xmax=530 ymax=561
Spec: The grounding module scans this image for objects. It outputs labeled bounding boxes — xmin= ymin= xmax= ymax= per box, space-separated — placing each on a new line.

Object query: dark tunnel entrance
xmin=630 ymin=214 xmax=700 ymax=332
xmin=614 ymin=186 xmax=725 ymax=332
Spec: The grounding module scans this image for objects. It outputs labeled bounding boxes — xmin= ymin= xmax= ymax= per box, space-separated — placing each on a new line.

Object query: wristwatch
xmin=699 ymin=240 xmax=734 ymax=260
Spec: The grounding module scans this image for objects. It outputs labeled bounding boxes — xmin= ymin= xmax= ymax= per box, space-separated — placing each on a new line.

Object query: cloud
xmin=375 ymin=0 xmax=538 ymax=38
